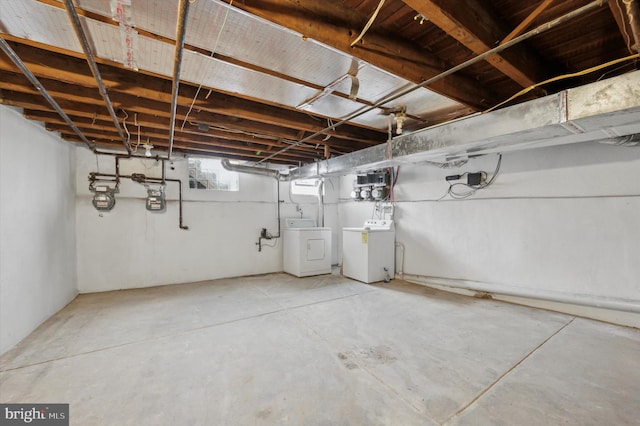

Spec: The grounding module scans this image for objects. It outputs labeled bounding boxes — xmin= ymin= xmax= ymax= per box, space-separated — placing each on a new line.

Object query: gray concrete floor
xmin=1 ymin=272 xmax=639 ymax=425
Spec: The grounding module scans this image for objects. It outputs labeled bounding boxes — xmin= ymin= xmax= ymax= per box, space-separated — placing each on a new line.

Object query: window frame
xmin=187 ymin=157 xmax=240 ymax=192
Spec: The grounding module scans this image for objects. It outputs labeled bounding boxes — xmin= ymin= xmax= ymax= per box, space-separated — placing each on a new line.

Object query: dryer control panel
xmin=363 ymin=220 xmax=394 ymax=230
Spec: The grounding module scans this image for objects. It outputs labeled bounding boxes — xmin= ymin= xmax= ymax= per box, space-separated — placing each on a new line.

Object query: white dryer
xmin=342 ymin=220 xmax=395 ymax=283
xmin=283 ymin=218 xmax=332 ymax=277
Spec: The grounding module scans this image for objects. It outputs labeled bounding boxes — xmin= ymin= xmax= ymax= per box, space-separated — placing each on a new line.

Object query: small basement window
xmin=291 ymin=178 xmax=320 ymax=196
xmin=188 ymin=157 xmax=239 ymax=191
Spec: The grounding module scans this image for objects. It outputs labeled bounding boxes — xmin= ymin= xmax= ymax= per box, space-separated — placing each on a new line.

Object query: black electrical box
xmin=467 ymin=173 xmax=482 ymax=186
xmin=372 ymin=172 xmax=389 ymax=185
xmin=356 ymin=171 xmax=389 ymax=186
xmin=357 ymin=175 xmax=370 ymax=185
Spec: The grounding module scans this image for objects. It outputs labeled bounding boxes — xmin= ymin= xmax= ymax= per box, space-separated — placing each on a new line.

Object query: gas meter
xmin=90 ymin=184 xmax=116 ymax=211
xmin=145 ymin=185 xmax=166 ymax=212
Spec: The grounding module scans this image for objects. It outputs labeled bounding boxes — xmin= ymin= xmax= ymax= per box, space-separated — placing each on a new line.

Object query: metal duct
xmin=63 ymin=0 xmax=131 ymax=154
xmin=600 ymin=133 xmax=640 ymax=146
xmin=282 ymin=70 xmax=640 ymax=179
xmin=256 ymin=0 xmax=610 ymax=164
xmin=221 ymin=159 xmax=291 ymax=181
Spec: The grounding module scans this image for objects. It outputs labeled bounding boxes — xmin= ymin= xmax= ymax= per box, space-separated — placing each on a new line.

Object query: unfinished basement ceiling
xmin=0 ymin=0 xmax=639 ymax=164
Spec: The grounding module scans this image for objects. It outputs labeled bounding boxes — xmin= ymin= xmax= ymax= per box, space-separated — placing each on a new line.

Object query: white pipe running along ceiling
xmin=0 ymin=0 xmax=463 ymax=129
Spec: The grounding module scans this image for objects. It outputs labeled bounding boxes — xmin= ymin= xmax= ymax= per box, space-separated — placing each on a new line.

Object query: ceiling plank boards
xmin=401 ymin=0 xmax=547 ymax=87
xmin=501 ymin=0 xmax=556 ymax=44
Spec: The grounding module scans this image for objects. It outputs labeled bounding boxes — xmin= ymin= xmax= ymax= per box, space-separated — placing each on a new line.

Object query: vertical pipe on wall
xmin=318 ymin=179 xmax=325 ymax=227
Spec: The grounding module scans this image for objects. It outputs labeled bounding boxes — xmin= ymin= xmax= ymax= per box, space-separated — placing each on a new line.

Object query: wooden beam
xmin=0 ymin=86 xmax=368 ymax=152
xmin=609 ymin=0 xmax=640 ymax=53
xmin=0 ymin=41 xmax=385 ymax=143
xmin=50 ymin=124 xmax=317 ymax=162
xmin=22 ymin=110 xmax=322 ymax=154
xmin=36 ymin=0 xmax=401 ymax=119
xmin=501 ymin=0 xmax=556 ymax=44
xmin=229 ymin=0 xmax=500 ymax=109
xmin=39 ymin=115 xmax=321 ymax=160
xmin=0 ymin=73 xmax=374 ymax=151
xmin=62 ymin=135 xmax=297 ymax=164
xmin=402 ymin=0 xmax=547 ymax=87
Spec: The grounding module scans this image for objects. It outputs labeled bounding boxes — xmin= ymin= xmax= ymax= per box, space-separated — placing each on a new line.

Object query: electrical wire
xmin=484 ymin=53 xmax=640 ymax=113
xmin=180 ymin=0 xmax=233 ymax=130
xmin=597 ymin=61 xmax=637 ymax=81
xmin=260 ymin=239 xmax=279 ymax=249
xmin=389 ymin=166 xmax=400 ymax=204
xmin=131 ymin=112 xmax=142 ymax=153
xmin=441 ymin=154 xmax=502 ymax=200
xmin=350 ymin=0 xmax=386 ymax=47
xmin=121 ymin=110 xmax=131 ymax=148
xmin=615 ymin=0 xmax=636 ymax=55
xmin=322 ymin=119 xmax=333 ymax=141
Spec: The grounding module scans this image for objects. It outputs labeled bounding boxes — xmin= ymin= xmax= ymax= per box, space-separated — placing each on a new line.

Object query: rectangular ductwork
xmin=286 ymin=70 xmax=640 ymax=179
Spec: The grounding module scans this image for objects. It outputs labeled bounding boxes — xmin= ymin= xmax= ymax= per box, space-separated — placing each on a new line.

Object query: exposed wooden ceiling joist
xmin=32 ymin=114 xmax=322 ymax=159
xmin=0 ymin=88 xmax=372 ymax=155
xmin=227 ymin=0 xmax=501 ymax=109
xmin=401 ymin=0 xmax=548 ymax=87
xmin=608 ymin=0 xmax=640 ymax=54
xmin=61 ymin=133 xmax=298 ymax=164
xmin=0 ymin=0 xmax=637 ymax=164
xmin=0 ymin=41 xmax=384 ymax=144
xmin=501 ymin=0 xmax=556 ymax=44
xmin=0 ymin=90 xmax=356 ymax=163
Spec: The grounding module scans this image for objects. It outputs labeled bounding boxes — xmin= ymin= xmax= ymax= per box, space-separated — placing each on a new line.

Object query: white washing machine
xmin=283 ymin=218 xmax=332 ymax=277
xmin=342 ymin=220 xmax=395 ymax=283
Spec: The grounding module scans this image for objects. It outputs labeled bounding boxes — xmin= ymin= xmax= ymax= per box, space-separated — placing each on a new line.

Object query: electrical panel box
xmin=352 ymin=169 xmax=391 ymax=201
xmin=355 ymin=171 xmax=389 ymax=187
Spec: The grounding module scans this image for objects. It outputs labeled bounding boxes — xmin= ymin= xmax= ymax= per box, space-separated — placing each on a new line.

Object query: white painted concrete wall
xmin=338 ymin=142 xmax=640 ymax=316
xmin=75 ymin=150 xmax=339 ymax=292
xmin=0 ymin=106 xmax=77 ymax=355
